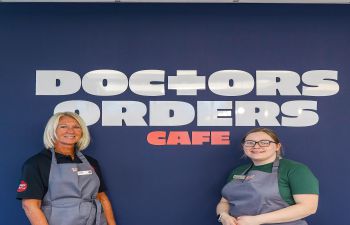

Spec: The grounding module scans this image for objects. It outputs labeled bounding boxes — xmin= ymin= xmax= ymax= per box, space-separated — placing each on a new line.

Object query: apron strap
xmin=94 ymin=199 xmax=102 ymax=225
xmin=76 ymin=150 xmax=89 ymax=164
xmin=50 ymin=148 xmax=58 ymax=165
xmin=241 ymin=163 xmax=253 ymax=175
xmin=272 ymin=157 xmax=281 ymax=173
xmin=242 ymin=157 xmax=281 ymax=175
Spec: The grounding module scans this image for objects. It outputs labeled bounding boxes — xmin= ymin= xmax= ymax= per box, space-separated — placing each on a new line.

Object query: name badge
xmin=232 ymin=174 xmax=255 ymax=181
xmin=232 ymin=175 xmax=246 ymax=180
xmin=77 ymin=170 xmax=93 ymax=176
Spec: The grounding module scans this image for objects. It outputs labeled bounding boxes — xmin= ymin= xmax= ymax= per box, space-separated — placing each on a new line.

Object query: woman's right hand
xmin=220 ymin=212 xmax=238 ymax=225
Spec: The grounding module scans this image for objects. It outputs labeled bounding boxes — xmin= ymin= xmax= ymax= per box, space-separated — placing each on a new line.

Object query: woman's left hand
xmin=236 ymin=216 xmax=261 ymax=225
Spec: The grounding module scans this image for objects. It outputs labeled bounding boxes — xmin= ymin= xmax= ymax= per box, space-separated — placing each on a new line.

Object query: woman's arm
xmin=98 ymin=192 xmax=117 ymax=225
xmin=216 ymin=197 xmax=238 ymax=225
xmin=22 ymin=199 xmax=49 ymax=225
xmin=237 ymin=194 xmax=319 ymax=225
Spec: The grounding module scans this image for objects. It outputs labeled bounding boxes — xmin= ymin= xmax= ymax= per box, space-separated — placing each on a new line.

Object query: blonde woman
xmin=17 ymin=112 xmax=117 ymax=225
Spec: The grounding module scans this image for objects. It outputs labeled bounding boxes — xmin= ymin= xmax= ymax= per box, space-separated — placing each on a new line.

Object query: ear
xmin=276 ymin=143 xmax=282 ymax=152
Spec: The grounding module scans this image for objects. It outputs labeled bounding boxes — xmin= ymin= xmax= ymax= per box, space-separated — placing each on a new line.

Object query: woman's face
xmin=55 ymin=116 xmax=82 ymax=149
xmin=243 ymin=131 xmax=281 ymax=165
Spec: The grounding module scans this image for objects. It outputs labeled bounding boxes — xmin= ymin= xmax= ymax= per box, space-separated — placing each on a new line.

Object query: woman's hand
xmin=237 ymin=215 xmax=261 ymax=225
xmin=220 ymin=212 xmax=238 ymax=225
xmin=217 ymin=197 xmax=237 ymax=225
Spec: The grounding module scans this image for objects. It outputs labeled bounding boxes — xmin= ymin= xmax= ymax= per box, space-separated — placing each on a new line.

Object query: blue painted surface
xmin=1 ymin=3 xmax=349 ymax=225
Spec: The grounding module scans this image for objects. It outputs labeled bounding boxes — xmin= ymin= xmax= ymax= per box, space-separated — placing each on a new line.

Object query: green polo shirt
xmin=226 ymin=158 xmax=319 ymax=205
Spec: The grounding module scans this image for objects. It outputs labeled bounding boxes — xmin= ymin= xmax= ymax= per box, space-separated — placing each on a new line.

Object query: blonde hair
xmin=43 ymin=112 xmax=90 ymax=151
xmin=241 ymin=127 xmax=283 ymax=157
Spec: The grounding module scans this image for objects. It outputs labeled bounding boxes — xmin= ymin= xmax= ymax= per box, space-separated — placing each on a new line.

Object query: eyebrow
xmin=57 ymin=124 xmax=81 ymax=126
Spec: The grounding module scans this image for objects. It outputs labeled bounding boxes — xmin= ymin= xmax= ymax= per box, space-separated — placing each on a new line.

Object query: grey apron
xmin=222 ymin=158 xmax=307 ymax=225
xmin=41 ymin=148 xmax=107 ymax=225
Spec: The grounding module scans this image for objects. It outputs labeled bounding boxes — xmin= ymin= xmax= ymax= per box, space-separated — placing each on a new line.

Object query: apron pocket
xmin=80 ymin=201 xmax=95 ymax=225
xmin=49 ymin=203 xmax=81 ymax=225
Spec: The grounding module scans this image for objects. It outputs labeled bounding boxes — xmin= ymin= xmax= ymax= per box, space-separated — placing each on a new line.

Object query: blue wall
xmin=1 ymin=3 xmax=349 ymax=225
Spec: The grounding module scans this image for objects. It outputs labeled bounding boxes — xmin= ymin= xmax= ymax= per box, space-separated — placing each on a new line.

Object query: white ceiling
xmin=0 ymin=0 xmax=349 ymax=3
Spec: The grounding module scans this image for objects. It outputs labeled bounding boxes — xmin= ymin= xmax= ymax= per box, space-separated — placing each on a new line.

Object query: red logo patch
xmin=17 ymin=180 xmax=28 ymax=192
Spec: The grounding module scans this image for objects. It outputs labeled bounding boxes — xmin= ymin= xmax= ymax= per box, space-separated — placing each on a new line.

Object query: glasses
xmin=242 ymin=140 xmax=276 ymax=147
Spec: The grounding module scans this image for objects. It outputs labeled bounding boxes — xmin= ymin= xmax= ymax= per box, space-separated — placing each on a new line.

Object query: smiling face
xmin=243 ymin=131 xmax=281 ymax=166
xmin=54 ymin=116 xmax=82 ymax=150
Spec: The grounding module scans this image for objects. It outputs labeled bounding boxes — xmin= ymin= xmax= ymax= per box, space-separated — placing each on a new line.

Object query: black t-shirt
xmin=16 ymin=149 xmax=106 ymax=200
